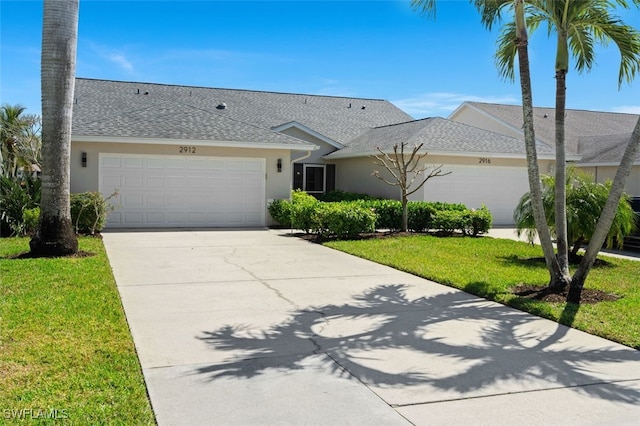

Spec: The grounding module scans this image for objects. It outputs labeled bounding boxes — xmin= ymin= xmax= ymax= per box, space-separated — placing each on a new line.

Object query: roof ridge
xmin=75 ymin=77 xmax=389 ymax=102
xmin=467 ymin=101 xmax=640 ymax=117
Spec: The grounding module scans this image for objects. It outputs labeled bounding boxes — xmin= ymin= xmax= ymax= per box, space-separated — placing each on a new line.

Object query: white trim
xmin=302 ymin=163 xmax=326 ymax=194
xmin=73 ymin=135 xmax=317 ymax=151
xmin=324 ymin=149 xmax=559 ymax=161
xmin=576 ymin=161 xmax=640 ymax=167
xmin=271 ymin=121 xmax=344 ymax=149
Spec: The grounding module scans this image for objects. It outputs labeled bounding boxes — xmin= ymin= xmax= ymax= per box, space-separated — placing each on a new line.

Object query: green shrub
xmin=462 ymin=206 xmax=493 ymax=236
xmin=22 ymin=207 xmax=40 ymax=236
xmin=312 ymin=202 xmax=377 ymax=239
xmin=407 ymin=202 xmax=436 ymax=232
xmin=70 ymin=191 xmax=117 ymax=235
xmin=317 ymin=190 xmax=376 ymax=202
xmin=0 ymin=175 xmax=41 ymax=236
xmin=431 ymin=210 xmax=468 ymax=236
xmin=368 ymin=199 xmax=402 ymax=230
xmin=290 ymin=190 xmax=320 ymax=233
xmin=268 ymin=198 xmax=293 ymax=227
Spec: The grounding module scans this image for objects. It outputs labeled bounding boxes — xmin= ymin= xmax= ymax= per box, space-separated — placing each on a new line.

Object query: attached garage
xmin=99 ymin=154 xmax=266 ymax=228
xmin=423 ymin=165 xmax=530 ymax=226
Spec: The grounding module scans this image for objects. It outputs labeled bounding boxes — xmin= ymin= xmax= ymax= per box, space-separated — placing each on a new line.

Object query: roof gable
xmin=458 ymin=102 xmax=639 ymax=155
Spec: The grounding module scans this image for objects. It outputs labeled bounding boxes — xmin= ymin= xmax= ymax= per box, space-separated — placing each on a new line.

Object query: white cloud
xmin=612 ymin=106 xmax=640 ymax=114
xmin=108 ymin=53 xmax=134 ymax=73
xmin=392 ymin=92 xmax=519 ymax=119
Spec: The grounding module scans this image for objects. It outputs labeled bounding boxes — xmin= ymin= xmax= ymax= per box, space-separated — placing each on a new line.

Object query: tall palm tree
xmin=30 ymin=0 xmax=79 ymax=256
xmin=413 ymin=0 xmax=566 ymax=287
xmin=492 ymin=0 xmax=640 ymax=297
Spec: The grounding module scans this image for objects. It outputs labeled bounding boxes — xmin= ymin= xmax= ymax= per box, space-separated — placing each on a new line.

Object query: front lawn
xmin=325 ymin=235 xmax=640 ymax=350
xmin=0 ymin=237 xmax=155 ymax=424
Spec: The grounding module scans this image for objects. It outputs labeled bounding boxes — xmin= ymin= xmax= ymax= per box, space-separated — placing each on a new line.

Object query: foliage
xmin=290 ymin=189 xmax=320 ymax=233
xmin=22 ymin=207 xmax=40 ymax=236
xmin=270 ymin=191 xmax=492 ymax=239
xmin=1 ymin=104 xmax=41 ymax=179
xmin=325 ymin=235 xmax=640 ymax=349
xmin=369 ymin=199 xmax=403 ymax=230
xmin=268 ymin=198 xmax=293 ymax=228
xmin=0 ymin=175 xmax=41 ymax=236
xmin=312 ymin=202 xmax=377 ymax=239
xmin=514 ymin=169 xmax=636 ymax=255
xmin=317 ymin=190 xmax=377 ymax=202
xmin=463 ymin=205 xmax=493 ymax=237
xmin=0 ymin=237 xmax=155 ymax=423
xmin=407 ymin=202 xmax=436 ymax=232
xmin=70 ymin=191 xmax=118 ymax=235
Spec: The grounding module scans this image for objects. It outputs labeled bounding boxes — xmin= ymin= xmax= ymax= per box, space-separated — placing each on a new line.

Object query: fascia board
xmin=325 ymin=150 xmax=558 ymax=161
xmin=271 ymin=122 xmax=344 ymax=149
xmin=72 ymin=135 xmax=319 ymax=151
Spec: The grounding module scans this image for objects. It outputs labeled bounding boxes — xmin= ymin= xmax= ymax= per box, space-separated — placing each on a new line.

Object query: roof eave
xmin=325 ymin=150 xmax=557 ymax=160
xmin=71 ymin=135 xmax=318 ymax=151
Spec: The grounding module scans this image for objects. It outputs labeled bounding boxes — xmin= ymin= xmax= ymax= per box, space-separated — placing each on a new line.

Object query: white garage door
xmin=422 ymin=165 xmax=529 ymax=225
xmin=99 ymin=154 xmax=266 ymax=228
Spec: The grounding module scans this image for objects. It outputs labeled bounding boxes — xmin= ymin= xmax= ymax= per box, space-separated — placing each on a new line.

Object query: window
xmin=293 ymin=163 xmax=335 ymax=194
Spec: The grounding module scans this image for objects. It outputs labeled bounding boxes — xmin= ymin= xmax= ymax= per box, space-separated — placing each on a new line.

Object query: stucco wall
xmin=578 ymin=165 xmax=640 ymax=197
xmin=450 ymin=107 xmax=524 ymax=139
xmin=70 ymin=141 xmax=294 ymax=224
xmin=279 ymin=127 xmax=339 ymax=163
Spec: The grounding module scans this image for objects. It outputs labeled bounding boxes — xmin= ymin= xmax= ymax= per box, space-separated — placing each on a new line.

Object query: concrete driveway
xmin=103 ymin=229 xmax=640 ymax=425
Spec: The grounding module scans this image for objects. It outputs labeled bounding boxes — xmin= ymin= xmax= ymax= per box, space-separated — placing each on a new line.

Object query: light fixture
xmin=277 ymin=158 xmax=282 ymax=173
xmin=81 ymin=152 xmax=87 ymax=168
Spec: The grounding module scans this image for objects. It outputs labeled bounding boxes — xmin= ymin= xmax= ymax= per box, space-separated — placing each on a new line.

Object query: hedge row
xmin=269 ymin=190 xmax=492 ymax=239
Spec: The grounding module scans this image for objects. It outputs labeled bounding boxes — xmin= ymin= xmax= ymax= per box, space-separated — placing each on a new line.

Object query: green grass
xmin=0 ymin=237 xmax=155 ymax=425
xmin=325 ymin=235 xmax=640 ymax=350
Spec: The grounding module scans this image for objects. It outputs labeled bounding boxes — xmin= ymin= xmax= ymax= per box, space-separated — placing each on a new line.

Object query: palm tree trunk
xmin=30 ymin=0 xmax=79 ymax=256
xmin=513 ymin=0 xmax=565 ymax=287
xmin=553 ymin=66 xmax=571 ymax=287
xmin=569 ymin=115 xmax=640 ymax=303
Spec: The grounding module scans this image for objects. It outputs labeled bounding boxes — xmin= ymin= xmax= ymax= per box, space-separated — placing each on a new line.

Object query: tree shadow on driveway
xmin=195 ymin=284 xmax=640 ymax=405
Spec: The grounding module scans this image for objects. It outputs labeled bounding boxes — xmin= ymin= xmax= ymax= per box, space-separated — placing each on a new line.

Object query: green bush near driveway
xmin=0 ymin=237 xmax=155 ymax=424
xmin=325 ymin=235 xmax=640 ymax=349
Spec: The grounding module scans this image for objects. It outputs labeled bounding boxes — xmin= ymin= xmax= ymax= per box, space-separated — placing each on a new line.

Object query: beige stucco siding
xmin=449 ymin=107 xmax=524 ymax=139
xmin=71 ymin=141 xmax=293 ymax=224
xmin=279 ymin=127 xmax=339 ymax=163
xmin=578 ymin=165 xmax=640 ymax=197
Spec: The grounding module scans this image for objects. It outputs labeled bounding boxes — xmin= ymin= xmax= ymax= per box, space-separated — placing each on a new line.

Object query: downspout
xmin=290 ymin=150 xmax=313 ymax=196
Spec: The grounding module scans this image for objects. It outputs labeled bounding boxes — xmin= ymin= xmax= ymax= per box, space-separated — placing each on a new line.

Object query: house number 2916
xmin=479 ymin=157 xmax=491 ymax=164
xmin=179 ymin=146 xmax=197 ymax=154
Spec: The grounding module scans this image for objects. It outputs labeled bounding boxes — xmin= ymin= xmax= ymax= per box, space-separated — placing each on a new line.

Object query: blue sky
xmin=1 ymin=0 xmax=639 ymax=119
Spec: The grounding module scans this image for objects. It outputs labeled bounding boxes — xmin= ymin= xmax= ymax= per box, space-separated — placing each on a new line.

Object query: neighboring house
xmin=449 ymin=102 xmax=640 ymax=199
xmin=71 ymin=79 xmax=636 ymax=229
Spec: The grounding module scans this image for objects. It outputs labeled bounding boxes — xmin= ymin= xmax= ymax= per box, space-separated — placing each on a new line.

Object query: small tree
xmin=514 ymin=167 xmax=636 ymax=261
xmin=371 ymin=142 xmax=450 ymax=232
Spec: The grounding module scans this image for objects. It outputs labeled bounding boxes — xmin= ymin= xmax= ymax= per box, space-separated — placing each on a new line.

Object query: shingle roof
xmin=578 ymin=133 xmax=640 ymax=164
xmin=325 ymin=117 xmax=554 ymax=159
xmin=462 ymin=102 xmax=639 ymax=155
xmin=72 ymin=78 xmax=413 ymax=148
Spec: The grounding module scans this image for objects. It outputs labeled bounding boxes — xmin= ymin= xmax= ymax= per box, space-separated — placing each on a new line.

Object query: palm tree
xmin=514 ymin=167 xmax=636 ymax=260
xmin=1 ymin=104 xmax=28 ymax=178
xmin=413 ymin=0 xmax=566 ymax=287
xmin=30 ymin=0 xmax=79 ymax=256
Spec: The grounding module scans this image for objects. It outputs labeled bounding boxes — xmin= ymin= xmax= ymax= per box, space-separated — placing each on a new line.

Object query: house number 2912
xmin=479 ymin=157 xmax=491 ymax=164
xmin=179 ymin=146 xmax=197 ymax=154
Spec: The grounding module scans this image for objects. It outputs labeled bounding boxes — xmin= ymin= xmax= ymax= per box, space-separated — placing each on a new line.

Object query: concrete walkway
xmin=103 ymin=229 xmax=640 ymax=425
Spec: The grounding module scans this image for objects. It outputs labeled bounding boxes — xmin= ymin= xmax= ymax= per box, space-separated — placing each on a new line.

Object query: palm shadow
xmin=195 ymin=284 xmax=640 ymax=405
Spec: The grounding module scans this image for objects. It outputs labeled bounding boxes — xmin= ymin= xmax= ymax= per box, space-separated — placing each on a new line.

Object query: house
xmin=449 ymin=102 xmax=640 ymax=199
xmin=70 ymin=78 xmax=410 ymax=228
xmin=71 ymin=78 xmax=637 ymax=229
